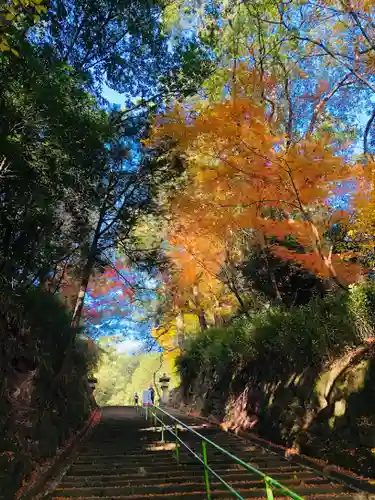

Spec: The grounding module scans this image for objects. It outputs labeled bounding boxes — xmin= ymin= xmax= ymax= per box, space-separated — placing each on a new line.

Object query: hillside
xmin=172 ymin=284 xmax=375 ymax=478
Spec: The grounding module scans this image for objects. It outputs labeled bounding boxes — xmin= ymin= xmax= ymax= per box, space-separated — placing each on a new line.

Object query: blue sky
xmin=102 ymin=85 xmax=127 ymax=107
xmin=90 ymin=85 xmax=159 ymax=352
xmin=116 ymin=338 xmax=143 ymax=354
xmin=86 ymin=267 xmax=160 ymax=352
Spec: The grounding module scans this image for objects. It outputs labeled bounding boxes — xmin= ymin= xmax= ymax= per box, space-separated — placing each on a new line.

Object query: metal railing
xmin=143 ymin=405 xmax=305 ymax=500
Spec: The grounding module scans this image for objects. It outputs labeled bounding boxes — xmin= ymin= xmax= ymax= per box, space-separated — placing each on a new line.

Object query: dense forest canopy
xmin=5 ymin=0 xmax=375 ymax=348
xmin=0 ymin=0 xmax=210 ymax=496
xmin=146 ymin=0 xmax=375 ymax=352
xmin=4 ymin=0 xmax=375 ymax=493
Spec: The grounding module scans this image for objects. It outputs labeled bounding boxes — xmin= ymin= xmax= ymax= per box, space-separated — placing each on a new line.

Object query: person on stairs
xmin=134 ymin=392 xmax=139 ymax=406
xmin=148 ymin=385 xmax=155 ymax=405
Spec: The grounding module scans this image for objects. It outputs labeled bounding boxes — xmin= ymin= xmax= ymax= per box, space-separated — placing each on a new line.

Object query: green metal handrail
xmin=144 ymin=405 xmax=305 ymax=500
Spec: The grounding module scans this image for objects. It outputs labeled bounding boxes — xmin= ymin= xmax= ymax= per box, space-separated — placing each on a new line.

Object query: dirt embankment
xmin=171 ymin=342 xmax=375 ymax=477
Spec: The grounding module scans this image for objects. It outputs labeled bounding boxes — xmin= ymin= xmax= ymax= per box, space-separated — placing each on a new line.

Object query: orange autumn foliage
xmin=149 ymin=70 xmax=365 ymax=286
xmin=350 ymin=162 xmax=375 ymax=259
xmin=323 ymin=0 xmax=374 ymax=14
xmin=167 ymin=228 xmax=237 ymax=314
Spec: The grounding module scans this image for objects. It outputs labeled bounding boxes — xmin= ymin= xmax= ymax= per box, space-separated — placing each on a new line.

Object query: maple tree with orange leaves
xmin=149 ymin=68 xmax=366 ymax=294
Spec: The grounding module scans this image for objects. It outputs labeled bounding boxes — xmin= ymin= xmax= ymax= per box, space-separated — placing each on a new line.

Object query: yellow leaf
xmin=6 ymin=6 xmax=17 ymax=15
xmin=35 ymin=4 xmax=47 ymax=13
xmin=0 ymin=40 xmax=10 ymax=52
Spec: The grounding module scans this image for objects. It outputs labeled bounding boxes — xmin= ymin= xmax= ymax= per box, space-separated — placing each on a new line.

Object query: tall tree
xmin=0 ymin=42 xmax=113 ymax=289
xmin=30 ymin=0 xmax=214 ymax=104
xmin=149 ymin=66 xmax=364 ymax=289
xmin=0 ymin=0 xmax=215 ymax=330
xmin=163 ymin=0 xmax=369 ymax=150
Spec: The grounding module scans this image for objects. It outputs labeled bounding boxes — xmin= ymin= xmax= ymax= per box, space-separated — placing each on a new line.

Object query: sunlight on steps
xmin=46 ymin=406 xmax=372 ymax=500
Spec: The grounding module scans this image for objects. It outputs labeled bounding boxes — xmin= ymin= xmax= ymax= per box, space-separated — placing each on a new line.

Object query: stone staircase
xmin=48 ymin=406 xmax=361 ymax=499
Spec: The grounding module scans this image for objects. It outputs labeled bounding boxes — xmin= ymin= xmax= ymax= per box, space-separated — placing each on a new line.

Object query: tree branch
xmin=364 ymin=108 xmax=375 ymax=156
xmin=278 ymin=10 xmax=375 ymax=94
xmin=307 ymin=73 xmax=352 ymax=136
xmin=347 ymin=7 xmax=375 ymax=53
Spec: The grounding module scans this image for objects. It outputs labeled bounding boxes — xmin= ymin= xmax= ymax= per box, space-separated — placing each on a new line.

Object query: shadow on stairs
xmin=46 ymin=406 xmax=363 ymax=500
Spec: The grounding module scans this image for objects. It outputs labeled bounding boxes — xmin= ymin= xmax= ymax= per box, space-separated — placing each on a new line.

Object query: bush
xmin=0 ymin=287 xmax=96 ymax=498
xmin=177 ymin=283 xmax=375 ymax=395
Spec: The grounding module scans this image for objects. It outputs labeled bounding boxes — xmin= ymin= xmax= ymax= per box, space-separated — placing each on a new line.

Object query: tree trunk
xmin=258 ymin=234 xmax=284 ymax=305
xmin=198 ymin=310 xmax=208 ymax=331
xmin=70 ymin=211 xmax=104 ymax=328
xmin=224 ymin=276 xmax=249 ymax=316
xmin=176 ymin=310 xmax=185 ymax=348
xmin=221 ymin=263 xmax=251 ymax=315
xmin=263 ymin=251 xmax=284 ymax=305
xmin=192 ymin=285 xmax=207 ymax=330
xmin=70 ymin=253 xmax=95 ymax=329
xmin=52 ymin=210 xmax=104 ymax=390
xmin=214 ymin=313 xmax=223 ymax=327
xmin=309 ymin=221 xmax=348 ymax=290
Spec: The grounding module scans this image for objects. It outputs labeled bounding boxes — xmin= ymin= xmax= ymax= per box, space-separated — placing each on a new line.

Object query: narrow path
xmin=48 ymin=406 xmax=362 ymax=499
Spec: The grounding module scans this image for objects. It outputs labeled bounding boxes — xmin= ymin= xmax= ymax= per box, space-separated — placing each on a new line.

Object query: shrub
xmin=347 ymin=282 xmax=375 ymax=339
xmin=177 ymin=283 xmax=375 ymax=394
xmin=0 ymin=287 xmax=96 ymax=497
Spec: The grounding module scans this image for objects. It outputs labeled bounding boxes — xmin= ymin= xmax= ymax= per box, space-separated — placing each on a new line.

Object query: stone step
xmin=51 ymin=490 xmax=356 ymax=500
xmin=60 ymin=469 xmax=316 ymax=485
xmin=74 ymin=450 xmax=280 ymax=463
xmin=59 ymin=475 xmax=331 ymax=490
xmin=70 ymin=456 xmax=290 ymax=469
xmin=52 ymin=481 xmax=346 ymax=498
xmin=48 ymin=407 xmax=361 ymax=500
xmin=67 ymin=462 xmax=304 ymax=476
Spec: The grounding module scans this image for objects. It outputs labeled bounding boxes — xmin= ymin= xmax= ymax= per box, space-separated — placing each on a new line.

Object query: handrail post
xmin=161 ymin=414 xmax=165 ymax=443
xmin=174 ymin=424 xmax=180 ymax=464
xmin=265 ymin=478 xmax=274 ymax=500
xmin=201 ymin=440 xmax=211 ymax=500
